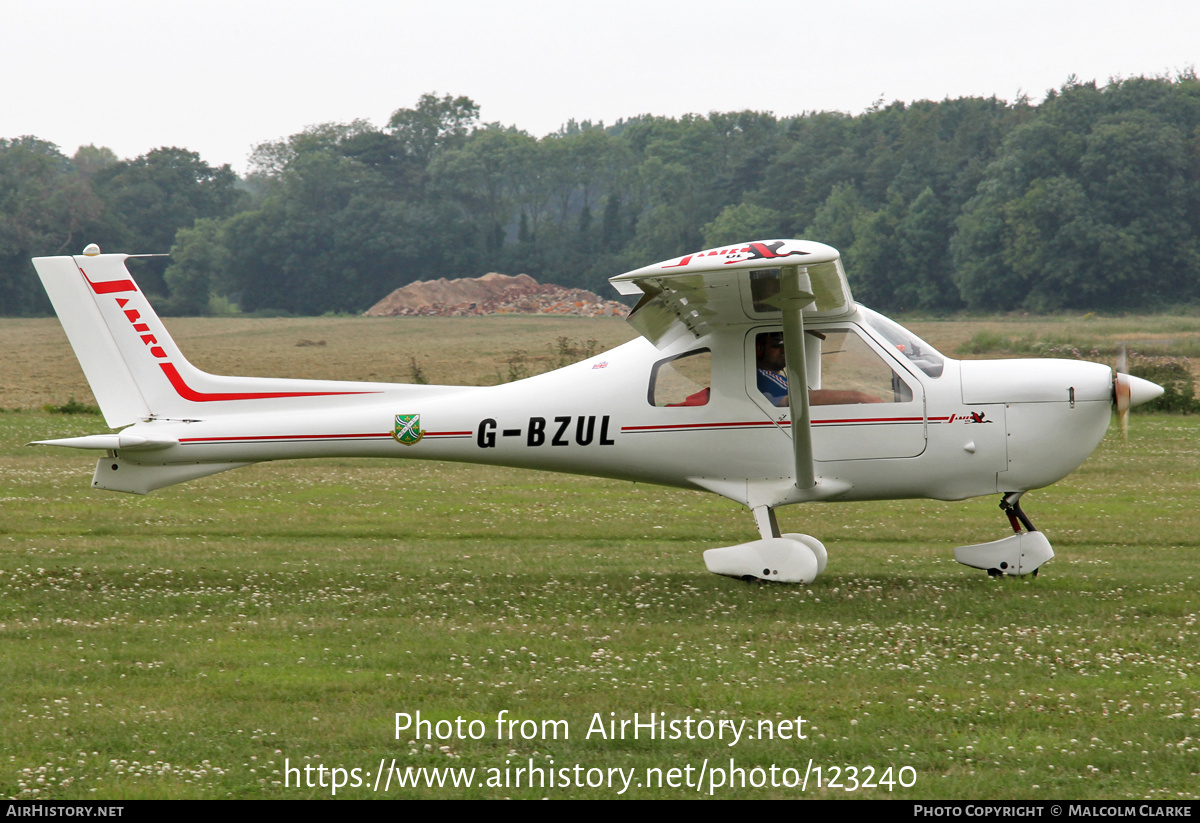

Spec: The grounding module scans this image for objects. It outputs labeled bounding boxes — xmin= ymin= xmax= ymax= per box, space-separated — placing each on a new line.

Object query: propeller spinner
xmin=1113 ymin=344 xmax=1165 ymax=440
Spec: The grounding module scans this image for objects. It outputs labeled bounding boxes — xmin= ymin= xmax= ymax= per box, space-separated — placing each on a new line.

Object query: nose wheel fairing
xmin=954 ymin=532 xmax=1054 ymax=577
xmin=953 ymin=492 xmax=1054 ymax=577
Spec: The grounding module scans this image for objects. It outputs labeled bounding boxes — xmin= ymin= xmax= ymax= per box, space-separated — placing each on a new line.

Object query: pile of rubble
xmin=363 ymin=272 xmax=627 ymax=318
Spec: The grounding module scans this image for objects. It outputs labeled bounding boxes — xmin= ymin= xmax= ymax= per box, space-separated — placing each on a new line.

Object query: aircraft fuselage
xmin=94 ymin=310 xmax=1115 ymax=509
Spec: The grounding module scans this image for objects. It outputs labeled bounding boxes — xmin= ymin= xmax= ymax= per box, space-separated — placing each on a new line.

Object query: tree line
xmin=3 ymin=74 xmax=1199 ymax=317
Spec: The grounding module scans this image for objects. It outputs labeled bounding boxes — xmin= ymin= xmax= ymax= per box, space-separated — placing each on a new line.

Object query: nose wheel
xmin=953 ymin=492 xmax=1055 ymax=577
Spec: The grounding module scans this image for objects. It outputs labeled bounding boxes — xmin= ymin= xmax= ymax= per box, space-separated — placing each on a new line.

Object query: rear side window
xmin=649 ymin=349 xmax=711 ymax=406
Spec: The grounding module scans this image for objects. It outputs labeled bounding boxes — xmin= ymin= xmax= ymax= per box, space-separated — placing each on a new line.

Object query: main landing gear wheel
xmin=704 ymin=505 xmax=830 ymax=584
xmin=704 ymin=535 xmax=825 ymax=584
xmin=783 ymin=533 xmax=827 ymax=576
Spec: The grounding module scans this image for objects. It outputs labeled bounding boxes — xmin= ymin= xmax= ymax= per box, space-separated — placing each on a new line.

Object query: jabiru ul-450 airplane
xmin=30 ymin=239 xmax=1162 ymax=583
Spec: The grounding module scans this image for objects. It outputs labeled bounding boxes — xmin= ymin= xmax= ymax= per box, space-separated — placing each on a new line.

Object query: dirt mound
xmin=363 ymin=273 xmax=627 ymax=318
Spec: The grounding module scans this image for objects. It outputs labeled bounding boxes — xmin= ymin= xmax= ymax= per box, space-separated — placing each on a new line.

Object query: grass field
xmin=1 ymin=315 xmax=1198 ymax=799
xmin=7 ymin=312 xmax=1200 ymax=411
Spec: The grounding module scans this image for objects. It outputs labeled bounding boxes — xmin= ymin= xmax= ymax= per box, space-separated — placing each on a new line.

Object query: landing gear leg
xmin=999 ymin=491 xmax=1037 ymax=534
xmin=752 ymin=505 xmax=781 ymax=540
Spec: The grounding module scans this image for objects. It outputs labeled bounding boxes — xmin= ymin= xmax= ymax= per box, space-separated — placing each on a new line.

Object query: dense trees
xmin=0 ymin=141 xmax=241 ymax=314
xmin=0 ymin=138 xmax=105 ymax=314
xmin=4 ymin=74 xmax=1200 ymax=316
xmin=952 ymin=77 xmax=1200 ymax=311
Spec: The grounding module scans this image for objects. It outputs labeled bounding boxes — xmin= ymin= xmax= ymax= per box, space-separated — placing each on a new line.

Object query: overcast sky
xmin=5 ymin=0 xmax=1198 ymax=174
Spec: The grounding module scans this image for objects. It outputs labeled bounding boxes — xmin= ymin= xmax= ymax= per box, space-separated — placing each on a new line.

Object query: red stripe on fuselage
xmin=624 ymin=416 xmax=926 ymax=433
xmin=158 ymin=362 xmax=376 ymax=402
xmin=178 ymin=430 xmax=471 ymax=444
xmin=621 ymin=421 xmax=775 ymax=432
xmin=180 ymin=432 xmax=390 ymax=443
xmin=80 ymin=262 xmax=377 ymax=403
xmin=812 ymin=416 xmax=924 ymax=425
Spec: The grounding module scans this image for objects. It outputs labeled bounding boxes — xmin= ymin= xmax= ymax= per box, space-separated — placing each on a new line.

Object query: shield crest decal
xmin=392 ymin=413 xmax=424 ymax=446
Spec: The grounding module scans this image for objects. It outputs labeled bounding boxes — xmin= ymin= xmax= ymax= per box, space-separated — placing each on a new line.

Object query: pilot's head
xmin=756 ymin=332 xmax=785 ymax=371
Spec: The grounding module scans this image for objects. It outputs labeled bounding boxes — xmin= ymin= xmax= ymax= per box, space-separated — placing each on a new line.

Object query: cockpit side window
xmin=816 ymin=329 xmax=912 ymax=403
xmin=754 ymin=328 xmax=914 ymax=406
xmin=649 ymin=349 xmax=711 ymax=407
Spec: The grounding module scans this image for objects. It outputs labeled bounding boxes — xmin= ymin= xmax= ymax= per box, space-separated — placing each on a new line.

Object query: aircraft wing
xmin=608 ymin=239 xmax=855 ymax=348
xmin=610 ymin=239 xmax=856 ymax=494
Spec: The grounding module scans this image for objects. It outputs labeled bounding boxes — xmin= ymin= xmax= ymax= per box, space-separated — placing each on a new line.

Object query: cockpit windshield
xmin=858 ymin=307 xmax=945 ymax=378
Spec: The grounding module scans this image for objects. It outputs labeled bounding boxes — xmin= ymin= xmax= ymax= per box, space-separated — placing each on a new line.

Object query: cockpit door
xmin=747 ymin=324 xmax=927 ymax=460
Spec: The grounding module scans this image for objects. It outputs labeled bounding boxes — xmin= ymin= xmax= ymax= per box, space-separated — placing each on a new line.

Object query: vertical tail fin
xmin=32 ymin=252 xmax=153 ymax=428
xmin=33 ymin=249 xmax=382 ymax=428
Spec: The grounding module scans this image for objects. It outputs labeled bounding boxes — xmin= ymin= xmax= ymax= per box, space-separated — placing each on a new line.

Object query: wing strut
xmin=776 ymin=267 xmax=816 ymax=491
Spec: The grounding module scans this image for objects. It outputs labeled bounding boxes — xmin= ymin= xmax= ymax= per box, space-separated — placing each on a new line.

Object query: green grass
xmin=957 ymin=329 xmax=1200 ymax=360
xmin=2 ymin=411 xmax=1198 ymax=800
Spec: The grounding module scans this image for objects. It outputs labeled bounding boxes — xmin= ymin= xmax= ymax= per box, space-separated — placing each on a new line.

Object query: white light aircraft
xmin=31 ymin=240 xmax=1163 ymax=583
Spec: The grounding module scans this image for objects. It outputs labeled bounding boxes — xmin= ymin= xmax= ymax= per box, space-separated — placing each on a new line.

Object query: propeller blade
xmin=1113 ymin=342 xmax=1131 ymax=442
xmin=1113 ymin=373 xmax=1131 ymax=442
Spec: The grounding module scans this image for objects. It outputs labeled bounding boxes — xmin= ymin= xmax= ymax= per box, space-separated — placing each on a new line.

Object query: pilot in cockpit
xmin=755 ymin=332 xmax=883 ymax=407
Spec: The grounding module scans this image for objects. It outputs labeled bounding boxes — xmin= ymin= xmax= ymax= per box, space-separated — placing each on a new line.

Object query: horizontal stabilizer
xmin=31 ymin=434 xmax=178 ymax=451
